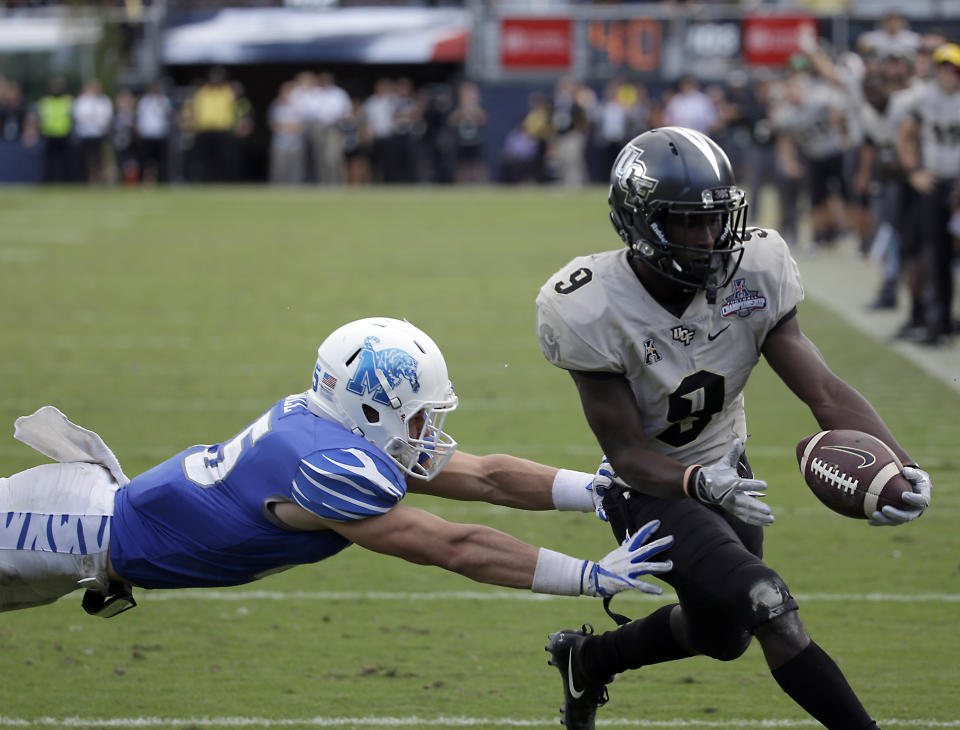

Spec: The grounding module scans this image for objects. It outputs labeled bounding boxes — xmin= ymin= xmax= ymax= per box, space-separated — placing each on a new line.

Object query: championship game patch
xmin=720 ymin=279 xmax=767 ymax=318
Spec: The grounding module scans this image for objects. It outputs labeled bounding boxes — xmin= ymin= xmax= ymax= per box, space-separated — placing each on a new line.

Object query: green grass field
xmin=0 ymin=187 xmax=957 ymax=728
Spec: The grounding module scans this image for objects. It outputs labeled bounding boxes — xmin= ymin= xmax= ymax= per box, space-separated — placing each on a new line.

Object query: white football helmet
xmin=306 ymin=317 xmax=458 ymax=480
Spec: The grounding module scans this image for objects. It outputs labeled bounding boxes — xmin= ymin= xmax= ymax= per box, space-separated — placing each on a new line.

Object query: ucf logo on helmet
xmin=614 ymin=146 xmax=659 ymax=206
xmin=345 ymin=336 xmax=421 ymax=406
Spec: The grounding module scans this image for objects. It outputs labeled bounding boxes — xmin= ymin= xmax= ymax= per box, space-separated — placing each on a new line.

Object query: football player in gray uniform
xmin=896 ymin=42 xmax=960 ymax=345
xmin=536 ymin=126 xmax=933 ymax=730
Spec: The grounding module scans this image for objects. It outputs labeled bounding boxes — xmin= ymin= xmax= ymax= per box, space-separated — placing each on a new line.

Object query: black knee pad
xmin=677 ymin=566 xmax=797 ymax=661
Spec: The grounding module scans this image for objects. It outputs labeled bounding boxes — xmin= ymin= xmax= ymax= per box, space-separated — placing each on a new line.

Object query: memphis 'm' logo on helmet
xmin=345 ymin=336 xmax=421 ymax=405
xmin=615 ymin=146 xmax=658 ymax=209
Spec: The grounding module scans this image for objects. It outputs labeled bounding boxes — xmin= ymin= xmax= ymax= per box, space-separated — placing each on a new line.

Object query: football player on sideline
xmin=0 ymin=317 xmax=674 ymax=617
xmin=536 ymin=127 xmax=932 ymax=730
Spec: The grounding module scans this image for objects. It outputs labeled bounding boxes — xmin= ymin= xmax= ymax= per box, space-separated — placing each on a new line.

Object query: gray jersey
xmin=536 ymin=229 xmax=803 ymax=467
xmin=905 ymin=82 xmax=960 ymax=180
xmin=773 ymin=84 xmax=848 ymax=160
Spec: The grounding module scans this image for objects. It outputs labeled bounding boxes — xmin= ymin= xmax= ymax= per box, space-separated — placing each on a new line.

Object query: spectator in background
xmin=800 ymin=38 xmax=872 ymax=251
xmin=719 ymin=73 xmax=756 ymax=188
xmin=341 ymin=98 xmax=372 ymax=185
xmin=741 ymin=75 xmax=783 ymax=229
xmin=384 ymin=77 xmax=422 ymax=184
xmin=498 ymin=122 xmax=539 ymax=184
xmin=136 ymin=81 xmax=173 ymax=184
xmin=36 ymin=76 xmax=74 ymax=183
xmin=595 ymin=78 xmax=646 ymax=179
xmin=422 ymin=83 xmax=456 ymax=184
xmin=856 ymin=73 xmax=904 ymax=310
xmin=111 ymin=88 xmax=138 ymax=186
xmin=0 ymin=79 xmax=28 ymax=144
xmin=188 ymin=66 xmax=237 ymax=182
xmin=449 ymin=80 xmax=487 ymax=184
xmin=773 ymin=65 xmax=851 ymax=248
xmin=522 ymin=91 xmax=553 ymax=184
xmin=363 ymin=77 xmax=397 ymax=184
xmin=662 ymin=75 xmax=718 ymax=135
xmin=73 ymin=79 xmax=113 ymax=184
xmin=309 ymin=72 xmax=351 ymax=185
xmin=231 ymin=81 xmax=255 ymax=182
xmin=550 ymin=76 xmax=591 ymax=187
xmin=857 ymin=12 xmax=921 ymax=60
xmin=268 ymin=80 xmax=306 ymax=185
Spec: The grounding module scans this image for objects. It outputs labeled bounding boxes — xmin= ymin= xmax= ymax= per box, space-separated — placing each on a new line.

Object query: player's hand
xmin=695 ymin=439 xmax=775 ymax=527
xmin=589 ymin=456 xmax=624 ymax=522
xmin=581 ymin=520 xmax=673 ymax=597
xmin=869 ymin=465 xmax=932 ymax=526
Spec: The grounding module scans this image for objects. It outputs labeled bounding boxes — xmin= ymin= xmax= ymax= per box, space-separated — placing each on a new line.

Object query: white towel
xmin=13 ymin=405 xmax=129 ymax=487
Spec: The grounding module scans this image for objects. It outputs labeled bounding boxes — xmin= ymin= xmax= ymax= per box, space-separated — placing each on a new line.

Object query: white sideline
xmin=795 ymin=245 xmax=960 ymax=394
xmin=0 ymin=717 xmax=958 ymax=728
xmin=135 ymin=589 xmax=960 ymax=603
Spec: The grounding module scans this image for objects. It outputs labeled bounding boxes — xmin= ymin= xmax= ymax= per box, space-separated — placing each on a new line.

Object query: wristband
xmin=531 ymin=548 xmax=591 ymax=596
xmin=551 ymin=469 xmax=595 ymax=512
xmin=682 ymin=465 xmax=702 ymax=498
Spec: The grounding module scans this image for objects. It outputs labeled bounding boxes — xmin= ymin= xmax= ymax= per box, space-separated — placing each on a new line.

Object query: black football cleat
xmin=545 ymin=624 xmax=612 ymax=730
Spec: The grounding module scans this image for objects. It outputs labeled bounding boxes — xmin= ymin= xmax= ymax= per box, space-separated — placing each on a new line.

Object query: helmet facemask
xmin=642 ymin=190 xmax=748 ymax=303
xmin=382 ymin=401 xmax=458 ymax=480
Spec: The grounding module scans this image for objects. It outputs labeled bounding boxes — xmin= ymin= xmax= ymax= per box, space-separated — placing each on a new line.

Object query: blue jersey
xmin=110 ymin=393 xmax=407 ymax=589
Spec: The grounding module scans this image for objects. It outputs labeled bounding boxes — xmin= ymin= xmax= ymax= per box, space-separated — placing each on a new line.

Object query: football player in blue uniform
xmin=536 ymin=128 xmax=933 ymax=730
xmin=1 ymin=317 xmax=674 ymax=618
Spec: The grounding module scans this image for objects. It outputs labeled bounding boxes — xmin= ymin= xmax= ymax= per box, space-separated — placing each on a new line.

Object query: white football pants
xmin=0 ymin=461 xmax=118 ymax=612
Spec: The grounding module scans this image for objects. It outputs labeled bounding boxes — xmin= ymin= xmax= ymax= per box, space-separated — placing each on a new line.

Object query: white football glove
xmin=589 ymin=456 xmax=626 ymax=522
xmin=581 ymin=519 xmax=674 ymax=597
xmin=694 ymin=438 xmax=774 ymax=527
xmin=869 ymin=465 xmax=933 ymax=526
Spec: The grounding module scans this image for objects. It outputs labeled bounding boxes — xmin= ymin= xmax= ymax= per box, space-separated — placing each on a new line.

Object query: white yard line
xmin=0 ymin=716 xmax=957 ymax=728
xmin=134 ymin=589 xmax=960 ymax=603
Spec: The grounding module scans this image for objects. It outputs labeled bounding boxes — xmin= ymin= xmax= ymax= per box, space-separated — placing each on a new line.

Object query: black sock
xmin=771 ymin=641 xmax=878 ymax=730
xmin=580 ymin=604 xmax=693 ymax=679
xmin=910 ymin=296 xmax=924 ymax=327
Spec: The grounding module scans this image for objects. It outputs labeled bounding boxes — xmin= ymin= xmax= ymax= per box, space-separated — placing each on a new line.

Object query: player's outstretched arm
xmin=318 ymin=504 xmax=672 ymax=596
xmin=408 ymin=450 xmax=599 ymax=515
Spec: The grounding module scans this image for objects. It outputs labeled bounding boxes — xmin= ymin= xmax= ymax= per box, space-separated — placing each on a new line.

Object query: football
xmin=796 ymin=429 xmax=912 ymax=519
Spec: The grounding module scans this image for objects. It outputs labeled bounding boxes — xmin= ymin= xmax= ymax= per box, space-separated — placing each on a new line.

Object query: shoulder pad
xmin=293 ymin=447 xmax=405 ymax=521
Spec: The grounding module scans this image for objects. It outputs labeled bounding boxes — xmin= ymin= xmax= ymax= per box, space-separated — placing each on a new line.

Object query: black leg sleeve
xmin=580 ymin=604 xmax=694 ymax=678
xmin=771 ymin=641 xmax=879 ymax=730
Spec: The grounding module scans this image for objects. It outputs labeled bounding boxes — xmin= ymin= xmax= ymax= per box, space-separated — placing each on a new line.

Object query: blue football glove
xmin=869 ymin=465 xmax=932 ymax=526
xmin=588 ymin=456 xmax=623 ymax=522
xmin=581 ymin=520 xmax=674 ymax=597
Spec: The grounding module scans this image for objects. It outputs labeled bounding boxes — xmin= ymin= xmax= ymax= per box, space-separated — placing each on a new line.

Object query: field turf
xmin=0 ymin=187 xmax=957 ymax=728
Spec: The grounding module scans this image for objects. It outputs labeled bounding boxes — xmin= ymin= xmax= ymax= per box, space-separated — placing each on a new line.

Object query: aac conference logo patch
xmin=721 ymin=279 xmax=767 ymax=318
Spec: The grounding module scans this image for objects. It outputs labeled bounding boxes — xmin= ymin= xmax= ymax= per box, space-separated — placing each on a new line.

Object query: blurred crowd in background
xmin=0 ymin=11 xmax=957 ymax=346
